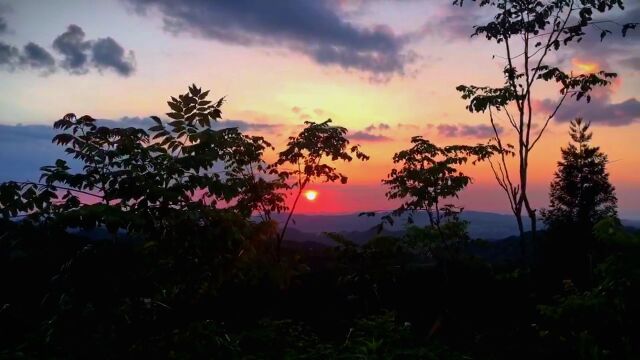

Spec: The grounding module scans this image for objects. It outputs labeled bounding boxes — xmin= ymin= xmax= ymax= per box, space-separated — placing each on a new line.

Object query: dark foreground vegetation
xmin=0 ymin=85 xmax=638 ymax=359
xmin=2 ymin=1 xmax=639 ymax=358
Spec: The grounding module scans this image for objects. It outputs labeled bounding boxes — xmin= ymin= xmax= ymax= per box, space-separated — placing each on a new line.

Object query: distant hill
xmin=66 ymin=211 xmax=640 ymax=248
xmin=272 ymin=211 xmax=530 ymax=242
xmin=274 ymin=211 xmax=640 ymax=245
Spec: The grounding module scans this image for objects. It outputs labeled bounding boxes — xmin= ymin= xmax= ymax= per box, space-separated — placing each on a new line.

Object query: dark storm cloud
xmin=539 ymin=96 xmax=640 ymax=126
xmin=124 ymin=0 xmax=417 ymax=76
xmin=349 ymin=130 xmax=392 ymax=142
xmin=52 ymin=25 xmax=136 ymax=76
xmin=437 ymin=123 xmax=501 ymax=138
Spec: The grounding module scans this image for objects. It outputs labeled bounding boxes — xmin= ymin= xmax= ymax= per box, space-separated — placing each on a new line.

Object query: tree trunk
xmin=515 ymin=210 xmax=526 ymax=262
xmin=527 ymin=209 xmax=537 ymax=243
xmin=277 ymin=187 xmax=304 ymax=260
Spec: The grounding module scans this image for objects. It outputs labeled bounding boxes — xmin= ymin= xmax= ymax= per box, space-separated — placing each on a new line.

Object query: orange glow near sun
xmin=572 ymin=58 xmax=600 ymax=74
xmin=304 ymin=190 xmax=318 ymax=201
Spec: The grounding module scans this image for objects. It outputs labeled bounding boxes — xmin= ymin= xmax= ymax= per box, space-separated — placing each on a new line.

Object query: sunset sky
xmin=1 ymin=0 xmax=639 ymax=217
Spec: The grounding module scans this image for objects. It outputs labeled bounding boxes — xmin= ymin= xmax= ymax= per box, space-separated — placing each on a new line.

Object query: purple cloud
xmin=538 ymin=95 xmax=640 ymax=126
xmin=349 ymin=130 xmax=392 ymax=142
xmin=437 ymin=123 xmax=501 ymax=138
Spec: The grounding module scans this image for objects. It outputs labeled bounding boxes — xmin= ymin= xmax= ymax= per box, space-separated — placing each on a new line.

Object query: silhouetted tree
xmin=0 ymin=85 xmax=299 ymax=357
xmin=0 ymin=84 xmax=291 ymax=327
xmin=454 ymin=0 xmax=636 ymax=256
xmin=274 ymin=120 xmax=369 ymax=255
xmin=0 ymin=84 xmax=286 ymax=226
xmin=542 ymin=118 xmax=617 ymax=230
xmin=382 ymin=136 xmax=497 ymax=255
xmin=384 ymin=137 xmax=496 ymax=227
xmin=540 ymin=118 xmax=617 ymax=285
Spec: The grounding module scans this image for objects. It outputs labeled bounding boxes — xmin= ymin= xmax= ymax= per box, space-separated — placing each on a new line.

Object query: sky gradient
xmin=1 ymin=0 xmax=639 ymax=217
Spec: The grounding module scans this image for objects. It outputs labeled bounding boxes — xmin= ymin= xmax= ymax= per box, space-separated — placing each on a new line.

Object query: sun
xmin=304 ymin=190 xmax=318 ymax=201
xmin=571 ymin=58 xmax=600 ymax=74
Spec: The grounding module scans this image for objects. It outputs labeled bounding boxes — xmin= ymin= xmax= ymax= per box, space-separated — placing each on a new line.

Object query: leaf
xmin=167 ymin=112 xmax=184 ymax=120
xmin=167 ymin=101 xmax=182 ymax=113
xmin=198 ymin=90 xmax=210 ymax=100
xmin=150 ymin=116 xmax=162 ymax=125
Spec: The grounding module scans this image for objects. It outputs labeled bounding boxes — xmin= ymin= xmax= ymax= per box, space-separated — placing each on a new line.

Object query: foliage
xmin=273 ymin=120 xmax=369 ymax=253
xmin=537 ymin=219 xmax=640 ymax=359
xmin=383 ymin=136 xmax=497 ymax=227
xmin=0 ymin=85 xmax=291 ymax=358
xmin=0 ymin=84 xmax=286 ymax=225
xmin=377 ymin=137 xmax=497 ymax=261
xmin=0 ymin=84 xmax=636 ymax=359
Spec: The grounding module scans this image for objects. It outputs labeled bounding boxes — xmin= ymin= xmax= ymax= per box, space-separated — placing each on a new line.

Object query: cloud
xmin=548 ymin=5 xmax=640 ymax=67
xmin=434 ymin=2 xmax=639 ymax=69
xmin=0 ymin=123 xmax=69 ymax=182
xmin=0 ymin=41 xmax=55 ymax=73
xmin=538 ymin=95 xmax=640 ymax=126
xmin=53 ymin=24 xmax=91 ymax=74
xmin=348 ymin=130 xmax=391 ymax=142
xmin=20 ymin=42 xmax=55 ymax=71
xmin=419 ymin=2 xmax=489 ymax=40
xmin=1 ymin=23 xmax=136 ymax=76
xmin=291 ymin=106 xmax=302 ymax=114
xmin=0 ymin=41 xmax=18 ymax=68
xmin=0 ymin=15 xmax=7 ymax=35
xmin=621 ymin=56 xmax=640 ymax=71
xmin=97 ymin=116 xmax=282 ymax=133
xmin=124 ymin=0 xmax=418 ymax=77
xmin=215 ymin=119 xmax=283 ymax=133
xmin=397 ymin=123 xmax=419 ymax=131
xmin=364 ymin=122 xmax=391 ymax=132
xmin=92 ymin=37 xmax=136 ymax=76
xmin=52 ymin=24 xmax=136 ymax=76
xmin=578 ymin=5 xmax=640 ymax=48
xmin=437 ymin=123 xmax=501 ymax=138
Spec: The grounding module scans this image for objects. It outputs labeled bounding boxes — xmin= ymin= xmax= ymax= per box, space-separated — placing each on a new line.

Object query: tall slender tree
xmin=454 ymin=0 xmax=637 ymax=257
